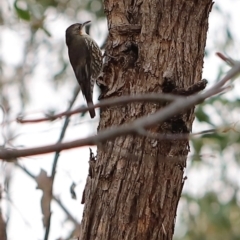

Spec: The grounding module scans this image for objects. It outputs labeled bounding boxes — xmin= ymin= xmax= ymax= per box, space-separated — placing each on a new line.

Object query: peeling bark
xmin=80 ymin=1 xmax=213 ymax=239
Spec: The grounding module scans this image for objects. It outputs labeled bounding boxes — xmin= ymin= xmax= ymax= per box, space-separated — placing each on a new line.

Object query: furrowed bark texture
xmin=80 ymin=1 xmax=213 ymax=239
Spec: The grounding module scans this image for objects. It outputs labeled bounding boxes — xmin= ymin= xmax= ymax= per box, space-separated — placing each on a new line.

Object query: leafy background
xmin=0 ymin=0 xmax=240 ymax=239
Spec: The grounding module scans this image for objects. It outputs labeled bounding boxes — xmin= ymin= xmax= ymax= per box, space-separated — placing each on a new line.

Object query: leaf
xmin=191 ymin=138 xmax=203 ymax=156
xmin=195 ymin=106 xmax=212 ymax=125
xmin=36 ymin=169 xmax=53 ymax=227
xmin=70 ymin=182 xmax=77 ymax=200
xmin=14 ymin=0 xmax=31 ymax=21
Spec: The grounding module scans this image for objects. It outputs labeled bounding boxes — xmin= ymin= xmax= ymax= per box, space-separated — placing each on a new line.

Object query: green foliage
xmin=175 ymin=192 xmax=240 ymax=240
xmin=195 ymin=105 xmax=213 ymax=125
xmin=85 ymin=0 xmax=104 ymax=18
xmin=193 ymin=96 xmax=240 ymax=153
xmin=14 ymin=0 xmax=31 ymax=21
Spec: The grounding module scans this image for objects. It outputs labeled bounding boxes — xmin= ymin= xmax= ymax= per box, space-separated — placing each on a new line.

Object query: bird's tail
xmin=87 ymin=101 xmax=96 ymax=118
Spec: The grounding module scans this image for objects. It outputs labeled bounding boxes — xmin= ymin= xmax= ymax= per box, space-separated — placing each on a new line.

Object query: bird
xmin=65 ymin=21 xmax=102 ymax=118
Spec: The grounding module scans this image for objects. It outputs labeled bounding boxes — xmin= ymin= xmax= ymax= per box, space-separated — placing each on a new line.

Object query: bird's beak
xmin=83 ymin=21 xmax=91 ymax=27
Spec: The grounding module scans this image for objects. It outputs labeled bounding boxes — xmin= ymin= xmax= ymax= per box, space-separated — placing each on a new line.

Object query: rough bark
xmin=80 ymin=1 xmax=213 ymax=239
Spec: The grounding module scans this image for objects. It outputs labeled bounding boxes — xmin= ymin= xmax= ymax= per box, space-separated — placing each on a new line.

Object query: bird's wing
xmin=75 ymin=60 xmax=92 ymax=103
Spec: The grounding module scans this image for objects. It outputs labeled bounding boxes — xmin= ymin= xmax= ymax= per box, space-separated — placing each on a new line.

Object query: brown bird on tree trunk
xmin=65 ymin=21 xmax=102 ymax=118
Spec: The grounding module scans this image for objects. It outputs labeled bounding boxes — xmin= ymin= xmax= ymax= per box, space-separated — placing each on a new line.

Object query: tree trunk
xmin=80 ymin=0 xmax=213 ymax=239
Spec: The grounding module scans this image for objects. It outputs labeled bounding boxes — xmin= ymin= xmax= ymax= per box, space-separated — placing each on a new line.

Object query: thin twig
xmin=51 ymin=86 xmax=80 ymax=178
xmin=44 ymin=86 xmax=80 ymax=240
xmin=137 ymin=129 xmax=202 ymax=141
xmin=16 ymin=93 xmax=182 ymax=124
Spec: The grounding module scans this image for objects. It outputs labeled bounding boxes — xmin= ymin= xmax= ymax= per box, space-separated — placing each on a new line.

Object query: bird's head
xmin=66 ymin=21 xmax=91 ymax=37
xmin=65 ymin=21 xmax=91 ymax=46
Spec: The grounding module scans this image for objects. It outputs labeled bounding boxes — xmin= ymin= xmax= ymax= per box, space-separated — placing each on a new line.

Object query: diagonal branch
xmin=0 ymin=55 xmax=240 ymax=161
xmin=16 ymin=93 xmax=182 ymax=124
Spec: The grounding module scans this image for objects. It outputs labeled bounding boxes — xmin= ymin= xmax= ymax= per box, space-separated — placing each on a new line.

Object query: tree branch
xmin=44 ymin=86 xmax=80 ymax=240
xmin=0 ymin=55 xmax=239 ymax=161
xmin=16 ymin=93 xmax=182 ymax=124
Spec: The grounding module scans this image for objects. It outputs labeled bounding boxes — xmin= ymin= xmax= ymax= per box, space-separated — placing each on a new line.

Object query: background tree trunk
xmin=80 ymin=0 xmax=213 ymax=239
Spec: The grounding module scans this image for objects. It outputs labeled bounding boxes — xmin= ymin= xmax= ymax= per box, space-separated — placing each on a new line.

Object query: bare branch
xmin=44 ymin=86 xmax=80 ymax=240
xmin=0 ymin=90 xmax=226 ymax=160
xmin=0 ymin=53 xmax=239 ymax=161
xmin=16 ymin=93 xmax=182 ymax=124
